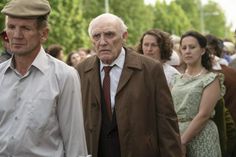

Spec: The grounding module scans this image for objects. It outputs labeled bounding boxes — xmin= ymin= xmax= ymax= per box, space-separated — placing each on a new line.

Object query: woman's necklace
xmin=184 ymin=68 xmax=204 ymax=78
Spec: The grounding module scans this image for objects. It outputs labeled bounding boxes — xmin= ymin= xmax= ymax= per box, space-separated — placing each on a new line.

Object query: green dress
xmin=171 ymin=72 xmax=225 ymax=157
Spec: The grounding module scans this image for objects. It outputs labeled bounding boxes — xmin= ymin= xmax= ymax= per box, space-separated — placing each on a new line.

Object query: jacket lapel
xmin=84 ymin=56 xmax=102 ymax=106
xmin=116 ymin=49 xmax=142 ymax=94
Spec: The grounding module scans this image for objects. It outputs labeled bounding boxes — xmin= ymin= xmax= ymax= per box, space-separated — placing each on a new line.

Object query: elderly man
xmin=0 ymin=0 xmax=89 ymax=156
xmin=76 ymin=13 xmax=183 ymax=157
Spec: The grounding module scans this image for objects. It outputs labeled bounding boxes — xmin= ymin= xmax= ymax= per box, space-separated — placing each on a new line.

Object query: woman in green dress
xmin=171 ymin=31 xmax=225 ymax=157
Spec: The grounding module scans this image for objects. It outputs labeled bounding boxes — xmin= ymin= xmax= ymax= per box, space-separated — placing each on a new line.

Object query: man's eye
xmin=92 ymin=33 xmax=101 ymax=40
xmin=7 ymin=25 xmax=15 ymax=30
xmin=104 ymin=32 xmax=115 ymax=38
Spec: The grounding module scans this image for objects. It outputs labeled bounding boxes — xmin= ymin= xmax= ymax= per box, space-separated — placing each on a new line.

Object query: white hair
xmin=88 ymin=13 xmax=128 ymax=38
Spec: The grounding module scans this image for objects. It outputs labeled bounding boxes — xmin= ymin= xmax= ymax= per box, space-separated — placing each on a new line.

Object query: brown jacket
xmin=76 ymin=48 xmax=182 ymax=157
xmin=215 ymin=65 xmax=236 ymax=122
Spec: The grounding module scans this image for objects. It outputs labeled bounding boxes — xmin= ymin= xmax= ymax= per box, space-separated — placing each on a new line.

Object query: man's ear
xmin=123 ymin=31 xmax=128 ymax=39
xmin=122 ymin=32 xmax=128 ymax=43
xmin=40 ymin=27 xmax=49 ymax=43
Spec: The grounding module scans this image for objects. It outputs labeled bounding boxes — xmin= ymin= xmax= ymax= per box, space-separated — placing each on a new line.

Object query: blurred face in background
xmin=142 ymin=34 xmax=161 ymax=61
xmin=71 ymin=52 xmax=80 ymax=67
xmin=78 ymin=50 xmax=87 ymax=61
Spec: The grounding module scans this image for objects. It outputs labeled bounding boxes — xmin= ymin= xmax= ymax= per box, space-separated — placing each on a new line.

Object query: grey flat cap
xmin=1 ymin=0 xmax=51 ymax=18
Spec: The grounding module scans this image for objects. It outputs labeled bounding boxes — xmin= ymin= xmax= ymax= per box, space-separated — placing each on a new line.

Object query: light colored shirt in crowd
xmin=0 ymin=47 xmax=89 ymax=157
xmin=163 ymin=62 xmax=180 ymax=88
xmin=100 ymin=47 xmax=125 ymax=112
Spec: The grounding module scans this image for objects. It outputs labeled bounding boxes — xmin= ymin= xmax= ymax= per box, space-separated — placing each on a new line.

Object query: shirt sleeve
xmin=57 ymin=67 xmax=89 ymax=157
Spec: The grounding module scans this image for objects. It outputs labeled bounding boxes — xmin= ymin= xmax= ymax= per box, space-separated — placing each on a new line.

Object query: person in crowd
xmin=229 ymin=29 xmax=236 ymax=69
xmin=206 ymin=34 xmax=236 ymax=157
xmin=66 ymin=51 xmax=81 ymax=67
xmin=171 ymin=31 xmax=225 ymax=157
xmin=78 ymin=48 xmax=89 ymax=62
xmin=0 ymin=0 xmax=89 ymax=156
xmin=46 ymin=44 xmax=65 ymax=61
xmin=137 ymin=28 xmax=180 ymax=88
xmin=0 ymin=30 xmax=12 ymax=63
xmin=76 ymin=13 xmax=183 ymax=157
xmin=171 ymin=34 xmax=186 ymax=73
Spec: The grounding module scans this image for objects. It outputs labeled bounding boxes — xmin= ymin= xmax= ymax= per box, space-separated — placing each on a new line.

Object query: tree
xmin=175 ymin=0 xmax=202 ymax=31
xmin=109 ymin=0 xmax=155 ymax=46
xmin=153 ymin=0 xmax=192 ymax=36
xmin=47 ymin=0 xmax=89 ymax=54
xmin=0 ymin=0 xmax=8 ymax=31
xmin=203 ymin=1 xmax=228 ymax=38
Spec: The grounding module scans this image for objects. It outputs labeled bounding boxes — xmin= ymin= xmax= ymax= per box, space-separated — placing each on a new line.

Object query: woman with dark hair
xmin=66 ymin=51 xmax=81 ymax=67
xmin=137 ymin=29 xmax=180 ymax=87
xmin=171 ymin=31 xmax=225 ymax=157
xmin=46 ymin=44 xmax=65 ymax=61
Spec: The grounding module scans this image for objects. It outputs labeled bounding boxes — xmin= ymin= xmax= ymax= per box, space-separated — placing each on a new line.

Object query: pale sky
xmin=144 ymin=0 xmax=236 ymax=31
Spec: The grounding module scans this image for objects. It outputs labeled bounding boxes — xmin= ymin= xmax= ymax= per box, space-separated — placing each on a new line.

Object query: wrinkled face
xmin=5 ymin=16 xmax=48 ymax=57
xmin=142 ymin=34 xmax=161 ymax=61
xmin=71 ymin=53 xmax=80 ymax=67
xmin=90 ymin=19 xmax=127 ymax=64
xmin=180 ymin=36 xmax=205 ymax=66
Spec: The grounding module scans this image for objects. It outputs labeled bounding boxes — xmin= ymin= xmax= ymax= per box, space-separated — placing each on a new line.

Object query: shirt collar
xmin=31 ymin=46 xmax=49 ymax=74
xmin=3 ymin=46 xmax=49 ymax=75
xmin=100 ymin=47 xmax=126 ymax=72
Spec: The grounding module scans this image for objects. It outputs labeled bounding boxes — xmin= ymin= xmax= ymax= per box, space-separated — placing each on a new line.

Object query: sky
xmin=144 ymin=0 xmax=236 ymax=31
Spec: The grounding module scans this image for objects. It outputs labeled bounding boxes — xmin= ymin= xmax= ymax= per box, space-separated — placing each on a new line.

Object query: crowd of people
xmin=0 ymin=0 xmax=236 ymax=157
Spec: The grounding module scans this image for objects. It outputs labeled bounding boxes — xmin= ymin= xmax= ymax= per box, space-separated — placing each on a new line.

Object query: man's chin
xmin=100 ymin=56 xmax=113 ymax=64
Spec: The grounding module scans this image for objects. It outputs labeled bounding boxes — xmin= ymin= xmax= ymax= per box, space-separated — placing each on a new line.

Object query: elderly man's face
xmin=5 ymin=16 xmax=48 ymax=57
xmin=90 ymin=19 xmax=127 ymax=65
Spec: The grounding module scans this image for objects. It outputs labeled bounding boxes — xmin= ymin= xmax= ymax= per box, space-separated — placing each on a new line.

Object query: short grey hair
xmin=88 ymin=13 xmax=128 ymax=38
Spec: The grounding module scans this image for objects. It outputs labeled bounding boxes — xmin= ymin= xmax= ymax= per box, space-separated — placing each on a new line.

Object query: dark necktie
xmin=103 ymin=66 xmax=113 ymax=121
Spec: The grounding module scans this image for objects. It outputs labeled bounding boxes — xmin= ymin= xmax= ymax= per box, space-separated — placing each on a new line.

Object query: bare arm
xmin=181 ymin=77 xmax=221 ymax=145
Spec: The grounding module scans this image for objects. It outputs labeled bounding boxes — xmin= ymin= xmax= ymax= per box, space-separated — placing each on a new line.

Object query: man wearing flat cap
xmin=0 ymin=0 xmax=89 ymax=157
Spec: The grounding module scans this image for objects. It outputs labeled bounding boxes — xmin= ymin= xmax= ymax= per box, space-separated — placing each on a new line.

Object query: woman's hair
xmin=180 ymin=30 xmax=212 ymax=70
xmin=46 ymin=44 xmax=63 ymax=59
xmin=205 ymin=34 xmax=223 ymax=57
xmin=66 ymin=51 xmax=77 ymax=66
xmin=137 ymin=29 xmax=173 ymax=61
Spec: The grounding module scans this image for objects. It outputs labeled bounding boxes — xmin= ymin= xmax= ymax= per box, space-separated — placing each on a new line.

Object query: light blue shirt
xmin=0 ymin=47 xmax=89 ymax=157
xmin=100 ymin=47 xmax=125 ymax=112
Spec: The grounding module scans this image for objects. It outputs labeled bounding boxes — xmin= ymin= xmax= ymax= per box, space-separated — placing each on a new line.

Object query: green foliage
xmin=203 ymin=1 xmax=227 ymax=37
xmin=0 ymin=0 xmax=234 ymax=52
xmin=47 ymin=0 xmax=89 ymax=54
xmin=109 ymin=0 xmax=154 ymax=46
xmin=153 ymin=1 xmax=192 ymax=36
xmin=175 ymin=0 xmax=202 ymax=30
xmin=0 ymin=0 xmax=9 ymax=31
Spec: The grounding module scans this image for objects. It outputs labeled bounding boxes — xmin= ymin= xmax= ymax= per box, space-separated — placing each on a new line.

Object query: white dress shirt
xmin=0 ymin=47 xmax=89 ymax=157
xmin=100 ymin=47 xmax=125 ymax=112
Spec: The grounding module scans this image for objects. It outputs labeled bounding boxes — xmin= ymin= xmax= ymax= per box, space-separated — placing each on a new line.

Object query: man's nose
xmin=99 ymin=34 xmax=107 ymax=45
xmin=13 ymin=28 xmax=23 ymax=38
